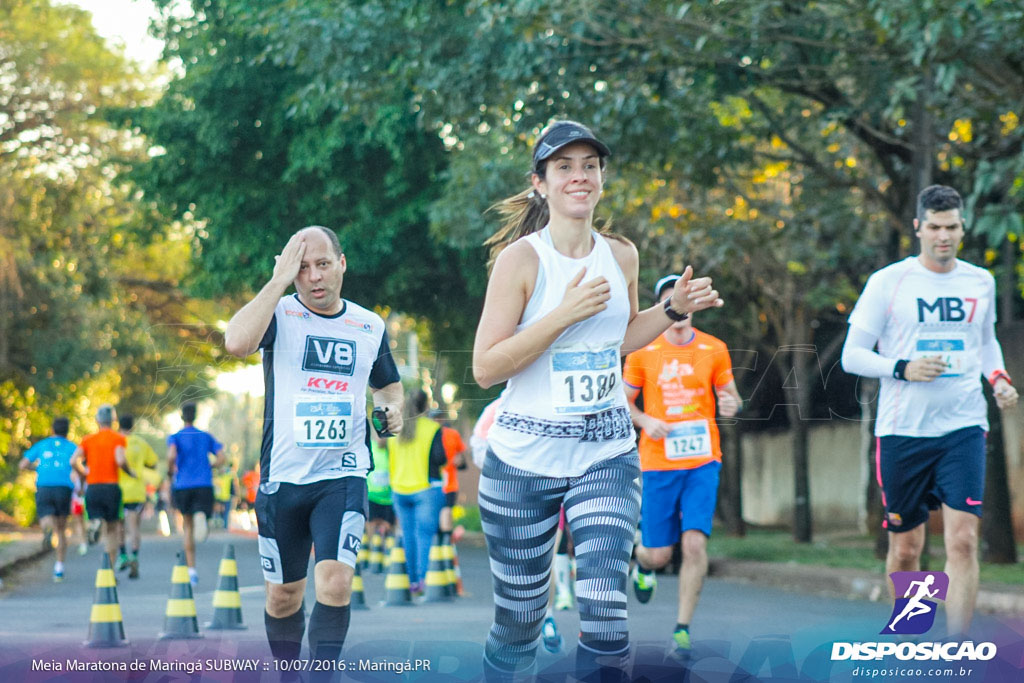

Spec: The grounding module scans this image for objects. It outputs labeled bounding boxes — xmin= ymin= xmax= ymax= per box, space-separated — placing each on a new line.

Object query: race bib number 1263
xmin=294 ymin=397 xmax=353 ymax=448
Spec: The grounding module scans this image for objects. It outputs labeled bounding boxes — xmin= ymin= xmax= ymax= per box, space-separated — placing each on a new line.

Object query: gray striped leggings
xmin=479 ymin=449 xmax=641 ymax=672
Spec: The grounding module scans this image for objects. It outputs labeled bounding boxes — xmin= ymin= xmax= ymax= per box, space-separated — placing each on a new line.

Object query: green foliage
xmin=458 ymin=505 xmax=483 ymax=534
xmin=0 ymin=477 xmax=36 ymax=528
xmin=0 ymin=1 xmax=229 ymax=524
xmin=126 ymin=1 xmax=484 ymax=361
xmin=129 ymin=0 xmax=1023 ymax=414
xmin=710 ymin=529 xmax=1024 ymax=584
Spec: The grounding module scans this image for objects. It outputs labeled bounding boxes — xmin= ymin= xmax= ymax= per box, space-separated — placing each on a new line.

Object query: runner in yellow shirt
xmin=118 ymin=414 xmax=159 ymax=579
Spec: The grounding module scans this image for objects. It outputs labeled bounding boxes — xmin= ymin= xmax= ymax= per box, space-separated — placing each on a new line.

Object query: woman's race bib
xmin=550 ymin=342 xmax=622 ymax=415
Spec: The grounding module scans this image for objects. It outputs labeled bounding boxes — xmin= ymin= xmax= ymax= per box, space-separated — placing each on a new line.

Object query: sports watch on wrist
xmin=663 ymin=297 xmax=689 ymax=322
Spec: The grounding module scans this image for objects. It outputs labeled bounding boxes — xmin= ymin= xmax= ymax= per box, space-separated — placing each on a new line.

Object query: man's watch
xmin=894 ymin=359 xmax=910 ymax=381
xmin=663 ymin=297 xmax=689 ymax=322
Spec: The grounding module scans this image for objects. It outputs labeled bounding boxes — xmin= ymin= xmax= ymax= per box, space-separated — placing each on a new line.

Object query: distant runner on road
xmin=118 ymin=413 xmax=158 ymax=579
xmin=167 ymin=401 xmax=225 ymax=587
xmin=71 ymin=405 xmax=133 ymax=571
xmin=19 ymin=416 xmax=77 ymax=582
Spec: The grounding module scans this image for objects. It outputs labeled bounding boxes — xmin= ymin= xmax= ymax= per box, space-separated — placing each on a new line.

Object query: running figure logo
xmin=881 ymin=571 xmax=949 ymax=635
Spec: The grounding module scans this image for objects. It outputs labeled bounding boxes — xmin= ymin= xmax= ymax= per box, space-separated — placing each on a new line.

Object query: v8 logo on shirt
xmin=342 ymin=534 xmax=361 ymax=554
xmin=302 ymin=336 xmax=356 ymax=375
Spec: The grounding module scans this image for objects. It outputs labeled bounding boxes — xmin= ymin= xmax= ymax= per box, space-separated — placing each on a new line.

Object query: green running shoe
xmin=670 ymin=628 xmax=692 ymax=661
xmin=115 ymin=553 xmax=130 ymax=572
xmin=554 ymin=588 xmax=574 ymax=611
xmin=631 ymin=565 xmax=656 ymax=604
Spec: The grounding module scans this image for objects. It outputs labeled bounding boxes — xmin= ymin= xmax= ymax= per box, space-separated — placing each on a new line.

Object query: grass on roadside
xmin=457 ymin=504 xmax=482 ymax=533
xmin=708 ymin=529 xmax=1024 ymax=585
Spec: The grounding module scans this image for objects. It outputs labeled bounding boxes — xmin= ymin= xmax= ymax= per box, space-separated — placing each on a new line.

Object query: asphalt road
xmin=0 ymin=528 xmax=1021 ymax=682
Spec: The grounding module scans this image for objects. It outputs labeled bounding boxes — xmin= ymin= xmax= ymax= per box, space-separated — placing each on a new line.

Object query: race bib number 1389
xmin=550 ymin=344 xmax=622 ymax=415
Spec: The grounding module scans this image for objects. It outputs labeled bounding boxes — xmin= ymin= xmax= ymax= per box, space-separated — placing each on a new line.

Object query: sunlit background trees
xmin=2 ymin=1 xmax=1021 ymax=556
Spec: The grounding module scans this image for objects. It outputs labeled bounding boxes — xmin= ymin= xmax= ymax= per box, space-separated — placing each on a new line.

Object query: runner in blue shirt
xmin=19 ymin=416 xmax=77 ymax=581
xmin=167 ymin=401 xmax=225 ymax=586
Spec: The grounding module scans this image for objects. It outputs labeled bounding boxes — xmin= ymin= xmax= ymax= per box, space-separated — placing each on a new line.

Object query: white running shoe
xmin=158 ymin=510 xmax=171 ymax=537
xmin=193 ymin=512 xmax=209 ymax=543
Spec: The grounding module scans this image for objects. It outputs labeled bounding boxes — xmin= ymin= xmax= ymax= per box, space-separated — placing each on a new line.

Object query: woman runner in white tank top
xmin=472 ymin=121 xmax=723 ymax=681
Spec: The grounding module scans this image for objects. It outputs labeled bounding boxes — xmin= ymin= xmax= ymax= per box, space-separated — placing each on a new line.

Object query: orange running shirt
xmin=623 ymin=328 xmax=734 ymax=471
xmin=242 ymin=469 xmax=259 ymax=504
xmin=440 ymin=426 xmax=467 ymax=494
xmin=80 ymin=428 xmax=127 ymax=484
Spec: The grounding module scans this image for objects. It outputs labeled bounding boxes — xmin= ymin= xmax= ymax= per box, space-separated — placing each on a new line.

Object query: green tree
xmin=133 ymin=1 xmax=1024 ymax=544
xmin=0 ymin=0 xmax=226 ymax=522
xmin=125 ymin=1 xmax=483 ymax=362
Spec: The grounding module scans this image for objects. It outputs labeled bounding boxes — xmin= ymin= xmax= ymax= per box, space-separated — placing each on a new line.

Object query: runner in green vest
xmin=367 ymin=435 xmax=394 ymax=537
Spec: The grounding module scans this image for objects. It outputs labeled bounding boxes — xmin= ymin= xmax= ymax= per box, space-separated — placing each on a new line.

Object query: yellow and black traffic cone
xmin=368 ymin=531 xmax=386 ymax=574
xmin=84 ymin=553 xmax=129 ymax=648
xmin=448 ymin=532 xmax=465 ymax=597
xmin=383 ymin=534 xmax=412 ymax=606
xmin=357 ymin=532 xmax=370 ymax=571
xmin=206 ymin=544 xmax=246 ymax=630
xmin=423 ymin=539 xmax=452 ymax=602
xmin=351 ymin=560 xmax=369 ymax=610
xmin=439 ymin=532 xmax=457 ymax=598
xmin=160 ymin=552 xmax=203 ymax=639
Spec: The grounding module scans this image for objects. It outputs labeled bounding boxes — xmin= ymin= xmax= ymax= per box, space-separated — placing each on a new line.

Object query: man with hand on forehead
xmin=842 ymin=184 xmax=1018 ymax=636
xmin=225 ymin=225 xmax=403 ymax=670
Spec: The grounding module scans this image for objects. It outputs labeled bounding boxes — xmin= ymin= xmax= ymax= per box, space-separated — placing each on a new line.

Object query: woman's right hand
xmin=557 ymin=267 xmax=611 ymax=326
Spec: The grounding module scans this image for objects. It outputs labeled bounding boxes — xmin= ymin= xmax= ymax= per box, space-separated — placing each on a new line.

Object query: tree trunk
xmin=1001 ymin=236 xmax=1015 ymax=324
xmin=791 ymin=367 xmax=812 ymax=543
xmin=982 ymin=383 xmax=1018 ymax=563
xmin=890 ymin=66 xmax=935 ymax=262
xmin=717 ymin=420 xmax=745 ymax=536
xmin=783 ymin=329 xmax=814 ymax=543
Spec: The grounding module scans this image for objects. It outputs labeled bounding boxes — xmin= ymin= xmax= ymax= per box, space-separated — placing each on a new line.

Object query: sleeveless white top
xmin=487 ymin=226 xmax=636 ymax=477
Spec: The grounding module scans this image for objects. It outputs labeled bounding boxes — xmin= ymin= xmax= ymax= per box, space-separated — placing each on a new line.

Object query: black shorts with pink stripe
xmin=878 ymin=426 xmax=985 ymax=532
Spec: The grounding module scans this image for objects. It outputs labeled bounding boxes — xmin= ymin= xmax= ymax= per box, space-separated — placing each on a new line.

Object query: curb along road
xmin=3 ymin=530 xmax=1021 ymax=617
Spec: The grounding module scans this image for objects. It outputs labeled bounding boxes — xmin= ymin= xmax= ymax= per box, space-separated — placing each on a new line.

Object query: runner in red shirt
xmin=71 ymin=405 xmax=133 ymax=569
xmin=432 ymin=411 xmax=467 ymax=537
